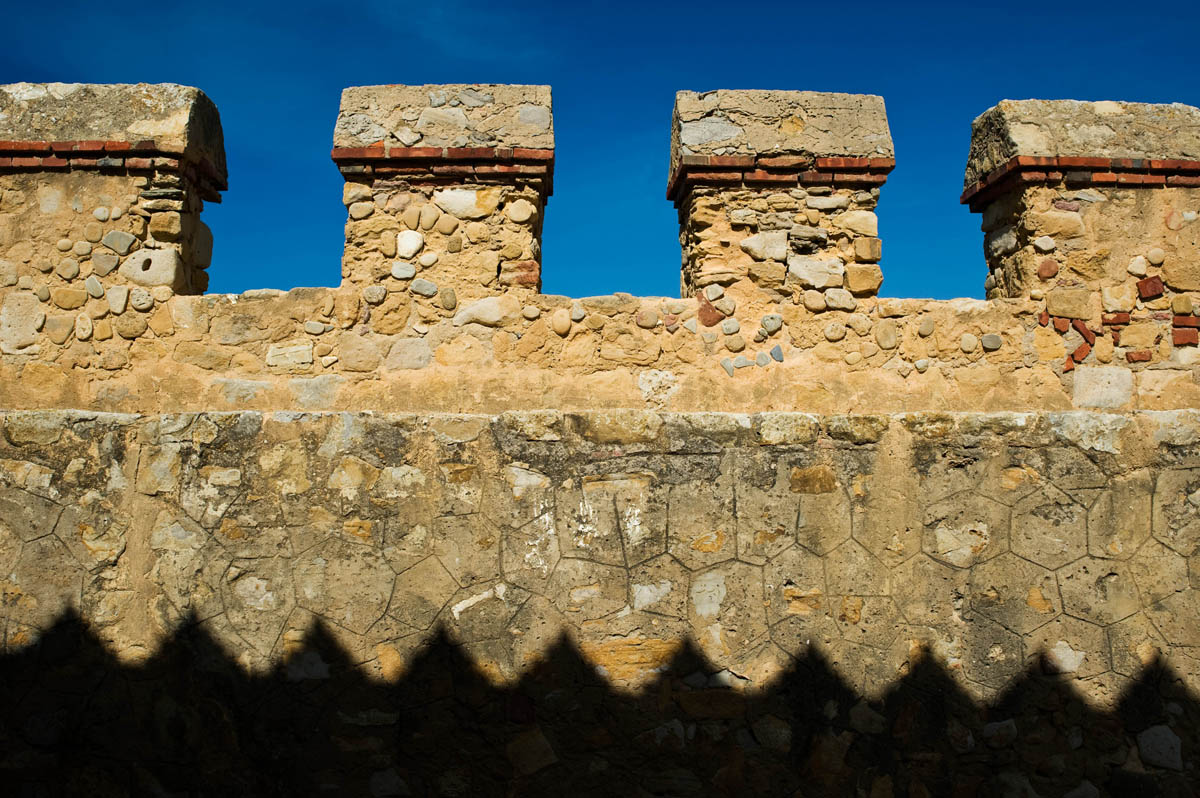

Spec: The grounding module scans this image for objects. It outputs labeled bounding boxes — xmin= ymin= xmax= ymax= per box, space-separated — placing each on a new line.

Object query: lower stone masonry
xmin=2 ymin=408 xmax=1196 ymax=696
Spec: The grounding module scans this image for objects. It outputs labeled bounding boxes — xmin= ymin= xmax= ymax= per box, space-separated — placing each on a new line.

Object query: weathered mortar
xmin=3 ymin=408 xmax=1197 ymax=700
xmin=0 ymin=82 xmax=1199 ymax=789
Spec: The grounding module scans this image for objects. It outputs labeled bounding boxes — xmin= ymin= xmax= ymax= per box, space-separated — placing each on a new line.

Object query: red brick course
xmin=962 ymin=155 xmax=1200 ymax=208
xmin=666 ymin=155 xmax=895 ymax=204
xmin=0 ymin=138 xmax=226 ymax=196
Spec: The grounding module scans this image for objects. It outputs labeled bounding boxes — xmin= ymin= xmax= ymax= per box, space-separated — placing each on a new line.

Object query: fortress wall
xmin=1 ymin=87 xmax=1198 ymax=417
xmin=3 ymin=407 xmax=1198 ymax=706
xmin=1 ymin=83 xmax=1200 ymax=789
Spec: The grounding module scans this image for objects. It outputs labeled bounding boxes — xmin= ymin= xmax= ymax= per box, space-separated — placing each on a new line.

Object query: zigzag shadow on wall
xmin=0 ymin=612 xmax=1196 ymax=797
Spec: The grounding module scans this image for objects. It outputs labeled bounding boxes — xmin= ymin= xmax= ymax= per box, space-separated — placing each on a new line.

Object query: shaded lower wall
xmin=2 ymin=409 xmax=1200 ymax=794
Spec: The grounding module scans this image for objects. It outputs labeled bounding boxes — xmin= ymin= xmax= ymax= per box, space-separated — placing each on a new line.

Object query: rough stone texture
xmin=965 ymin=99 xmax=1200 ymax=188
xmin=336 ymin=85 xmax=550 ymax=302
xmin=0 ymin=82 xmax=227 ymax=181
xmin=0 ymin=85 xmax=224 ymax=303
xmin=0 ymin=408 xmax=1192 ymax=701
xmin=671 ymin=90 xmax=893 ymax=178
xmin=335 ymin=84 xmax=553 ymax=150
xmin=673 ymin=91 xmax=892 ymax=303
xmin=3 ymin=84 xmax=1200 ymax=792
xmin=965 ymin=99 xmax=1200 ymax=321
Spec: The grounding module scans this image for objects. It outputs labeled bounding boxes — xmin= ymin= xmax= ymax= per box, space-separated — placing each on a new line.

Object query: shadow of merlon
xmin=0 ymin=612 xmax=1196 ymax=796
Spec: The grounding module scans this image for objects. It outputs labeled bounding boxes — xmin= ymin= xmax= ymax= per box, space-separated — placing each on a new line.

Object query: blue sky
xmin=4 ymin=1 xmax=1198 ymax=300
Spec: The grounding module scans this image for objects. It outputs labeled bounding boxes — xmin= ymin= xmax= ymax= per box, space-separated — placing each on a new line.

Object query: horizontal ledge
xmin=961 ymin=155 xmax=1200 ymax=207
xmin=666 ymin=155 xmax=894 ymax=204
xmin=330 ymin=145 xmax=554 ymax=164
xmin=0 ymin=138 xmax=227 ymax=196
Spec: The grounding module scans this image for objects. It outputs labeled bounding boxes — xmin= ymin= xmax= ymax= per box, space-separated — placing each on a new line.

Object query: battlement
xmin=0 ymin=82 xmax=1195 ymax=415
xmin=3 ymin=82 xmax=1200 ymax=790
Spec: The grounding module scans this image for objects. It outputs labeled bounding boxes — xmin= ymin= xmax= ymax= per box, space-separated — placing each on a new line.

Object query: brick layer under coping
xmin=331 ymin=145 xmax=555 ymax=198
xmin=666 ymin=155 xmax=896 ymax=206
xmin=961 ymin=155 xmax=1200 ymax=210
xmin=0 ymin=139 xmax=227 ymax=202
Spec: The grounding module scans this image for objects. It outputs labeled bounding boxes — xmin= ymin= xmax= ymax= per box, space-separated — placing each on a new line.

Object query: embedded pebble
xmin=391 ymin=262 xmax=416 ymax=280
xmin=551 ymin=308 xmax=571 ymax=336
xmin=363 ymin=285 xmax=387 ymax=305
xmin=102 ymin=230 xmax=136 ymax=255
xmin=522 ymin=305 xmax=541 ymax=320
xmin=35 ymin=285 xmax=50 ymax=302
xmin=753 ymin=330 xmax=767 ymax=343
xmin=418 ymin=252 xmax=438 ymax=268
xmin=75 ymin=313 xmax=93 ymax=341
xmin=304 ymin=321 xmax=326 ymax=335
xmin=348 ymin=202 xmax=374 ymax=220
xmin=961 ymin=333 xmax=979 ymax=353
xmin=92 ymin=253 xmax=119 ymax=277
xmin=506 ymin=199 xmax=535 ymax=223
xmin=57 ymin=258 xmax=80 ymax=280
xmin=56 ymin=238 xmax=73 ymax=252
xmin=721 ymin=358 xmax=734 ymax=376
xmin=721 ymin=318 xmax=740 ymax=335
xmin=713 ymin=297 xmax=736 ymax=316
xmin=682 ymin=318 xmax=698 ymax=334
xmin=396 ymin=230 xmax=424 ymax=259
xmin=844 ymin=352 xmax=863 ymax=365
xmin=1128 ymin=256 xmax=1149 ymax=277
xmin=733 ymin=355 xmax=753 ymax=369
xmin=85 ymin=275 xmax=104 ymax=298
xmin=34 ymin=260 xmax=53 ymax=274
xmin=1147 ymin=247 xmax=1166 ymax=266
xmin=411 ymin=278 xmax=438 ymax=297
xmin=770 ymin=344 xmax=783 ymax=362
xmin=915 ymin=358 xmax=930 ymax=373
xmin=762 ymin=314 xmax=782 ymax=334
xmin=1033 ymin=236 xmax=1056 ymax=253
xmin=803 ymin=290 xmax=826 ymax=312
xmin=93 ymin=207 xmax=110 ymax=222
xmin=441 ymin=288 xmax=458 ymax=311
xmin=981 ymin=333 xmax=1003 ymax=351
xmin=874 ymin=320 xmax=898 ymax=350
xmin=825 ymin=289 xmax=856 ymax=311
xmin=701 ymin=332 xmax=717 ymax=343
xmin=918 ymin=317 xmax=935 ymax=337
xmin=110 ymin=206 xmax=123 ymax=220
xmin=571 ymin=303 xmax=586 ymax=322
xmin=84 ymin=222 xmax=103 ymax=243
xmin=419 ymin=205 xmax=440 ymax=230
xmin=703 ymin=284 xmax=724 ymax=301
xmin=107 ymin=286 xmax=129 ymax=314
xmin=756 ymin=352 xmax=770 ymax=367
xmin=635 ymin=309 xmax=658 ymax=329
xmin=824 ymin=323 xmax=846 ymax=342
xmin=72 ymin=241 xmax=92 ymax=257
xmin=725 ymin=334 xmax=746 ymax=352
xmin=130 ymin=288 xmax=154 ymax=312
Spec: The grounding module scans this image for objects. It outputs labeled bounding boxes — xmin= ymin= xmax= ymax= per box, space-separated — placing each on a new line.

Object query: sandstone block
xmin=119 ymin=248 xmax=183 ymax=288
xmin=453 ymin=295 xmax=520 ymax=327
xmin=787 ymin=256 xmax=844 ymax=289
xmin=844 ymin=264 xmax=883 ymax=295
xmin=0 ymin=294 xmax=42 ymax=353
xmin=1046 ymin=287 xmax=1092 ymax=320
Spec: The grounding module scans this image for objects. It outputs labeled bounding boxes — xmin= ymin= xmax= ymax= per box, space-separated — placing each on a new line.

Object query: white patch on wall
xmin=632 ymin=580 xmax=672 ymax=611
xmin=690 ymin=571 xmax=727 ymax=618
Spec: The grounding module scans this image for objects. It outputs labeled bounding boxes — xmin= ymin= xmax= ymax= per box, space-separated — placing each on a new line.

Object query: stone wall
xmin=1 ymin=81 xmax=1199 ymax=790
xmin=670 ymin=91 xmax=892 ymax=304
